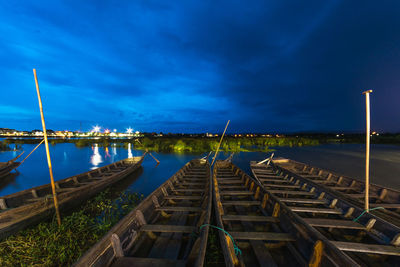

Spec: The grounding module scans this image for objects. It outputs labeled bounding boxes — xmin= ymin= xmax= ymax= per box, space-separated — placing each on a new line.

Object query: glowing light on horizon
xmin=92 ymin=125 xmax=101 ymax=133
xmin=126 ymin=127 xmax=133 ymax=134
xmin=104 ymin=129 xmax=110 ymax=134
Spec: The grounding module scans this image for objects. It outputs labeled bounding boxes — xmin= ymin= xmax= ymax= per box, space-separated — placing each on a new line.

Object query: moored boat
xmin=214 ymin=160 xmax=360 ymax=266
xmin=0 ymin=154 xmax=145 ymax=240
xmin=75 ymin=158 xmax=211 ymax=267
xmin=271 ymin=158 xmax=400 ymax=226
xmin=251 ymin=159 xmax=400 ymax=265
xmin=0 ymin=153 xmax=23 ymax=179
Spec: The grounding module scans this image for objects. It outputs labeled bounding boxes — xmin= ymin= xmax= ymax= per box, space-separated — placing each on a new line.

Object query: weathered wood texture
xmin=214 ymin=161 xmax=358 ymax=267
xmin=251 ymin=160 xmax=400 ymax=266
xmin=74 ymin=159 xmax=211 ymax=267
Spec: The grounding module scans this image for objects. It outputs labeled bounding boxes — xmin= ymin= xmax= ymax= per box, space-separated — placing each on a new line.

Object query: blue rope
xmin=199 ymin=224 xmax=242 ymax=256
xmin=353 ymin=207 xmax=385 ymax=222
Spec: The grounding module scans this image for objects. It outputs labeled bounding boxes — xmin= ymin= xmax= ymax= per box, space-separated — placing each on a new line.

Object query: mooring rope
xmin=352 ymin=207 xmax=385 ymax=222
xmin=195 ymin=224 xmax=242 ymax=256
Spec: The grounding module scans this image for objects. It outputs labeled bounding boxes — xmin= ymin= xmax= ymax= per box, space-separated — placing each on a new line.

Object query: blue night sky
xmin=0 ymin=1 xmax=399 ymax=133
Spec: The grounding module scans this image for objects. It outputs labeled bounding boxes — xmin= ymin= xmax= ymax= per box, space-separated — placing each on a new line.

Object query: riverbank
xmin=2 ymin=136 xmax=320 ymax=153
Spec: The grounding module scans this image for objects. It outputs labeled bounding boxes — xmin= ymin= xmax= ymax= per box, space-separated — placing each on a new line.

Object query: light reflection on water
xmin=0 ymin=143 xmax=399 ymax=198
xmin=90 ymin=144 xmax=103 ymax=169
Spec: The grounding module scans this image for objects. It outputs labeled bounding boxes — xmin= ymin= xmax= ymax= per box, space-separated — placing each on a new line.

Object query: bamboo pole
xmin=33 ymin=69 xmax=61 ymax=225
xmin=363 ymin=89 xmax=373 ymax=212
xmin=20 ymin=139 xmax=45 ymax=165
xmin=211 ymin=120 xmax=230 ymax=165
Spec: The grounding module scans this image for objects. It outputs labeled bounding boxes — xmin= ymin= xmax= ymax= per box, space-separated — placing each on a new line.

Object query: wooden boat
xmin=0 ymin=153 xmax=23 ymax=178
xmin=0 ymin=154 xmax=145 ymax=240
xmin=213 ymin=160 xmax=364 ymax=266
xmin=270 ymin=158 xmax=400 ymax=227
xmin=75 ymin=159 xmax=211 ymax=267
xmin=250 ymin=160 xmax=400 ymax=266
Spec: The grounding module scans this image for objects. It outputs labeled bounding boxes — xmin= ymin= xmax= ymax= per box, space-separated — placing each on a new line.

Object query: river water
xmin=0 ymin=143 xmax=399 ymax=197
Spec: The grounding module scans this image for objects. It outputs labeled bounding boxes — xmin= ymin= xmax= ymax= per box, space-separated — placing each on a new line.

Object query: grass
xmin=0 ymin=189 xmax=143 ymax=266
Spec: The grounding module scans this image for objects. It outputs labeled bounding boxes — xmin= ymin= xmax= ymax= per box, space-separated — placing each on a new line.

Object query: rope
xmin=353 ymin=207 xmax=385 ymax=222
xmin=197 ymin=224 xmax=242 ymax=256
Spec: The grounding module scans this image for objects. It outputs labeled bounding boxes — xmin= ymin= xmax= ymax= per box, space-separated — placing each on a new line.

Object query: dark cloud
xmin=0 ymin=1 xmax=399 ymax=132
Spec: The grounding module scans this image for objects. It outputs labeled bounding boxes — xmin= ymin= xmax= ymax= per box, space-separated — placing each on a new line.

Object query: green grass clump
xmin=0 ymin=190 xmax=143 ymax=266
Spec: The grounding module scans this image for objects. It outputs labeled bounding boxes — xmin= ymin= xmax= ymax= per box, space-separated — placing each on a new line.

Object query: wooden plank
xmin=329 ymin=186 xmax=355 ymax=191
xmin=230 ymin=232 xmax=295 ymax=241
xmin=267 ymin=190 xmax=314 ymax=196
xmin=113 ymin=257 xmax=186 ymax=267
xmin=164 ymin=196 xmax=202 ymax=200
xmin=259 ymin=178 xmax=290 ymax=183
xmin=331 ymin=241 xmax=400 ymax=256
xmin=288 ymin=207 xmax=342 ymax=214
xmin=219 ymin=191 xmax=253 ymax=196
xmin=140 ymin=224 xmax=195 ymax=233
xmin=278 ymin=198 xmax=326 ymax=204
xmin=222 ymin=201 xmax=261 ymax=206
xmin=172 ymin=189 xmax=205 ymax=192
xmin=264 ymin=184 xmax=300 ymax=189
xmin=157 ymin=206 xmax=202 ymax=212
xmin=303 ymin=218 xmax=365 ymax=229
xmin=217 ymin=179 xmax=243 ymax=184
xmin=222 ymin=215 xmax=279 ymax=223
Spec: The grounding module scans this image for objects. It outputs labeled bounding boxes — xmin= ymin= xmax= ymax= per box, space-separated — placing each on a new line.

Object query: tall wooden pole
xmin=33 ymin=69 xmax=61 ymax=225
xmin=363 ymin=90 xmax=373 ymax=212
xmin=211 ymin=120 xmax=230 ymax=165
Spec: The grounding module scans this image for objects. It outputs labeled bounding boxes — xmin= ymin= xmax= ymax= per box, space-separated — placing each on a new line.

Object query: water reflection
xmin=90 ymin=144 xmax=103 ymax=169
xmin=128 ymin=143 xmax=133 ymax=158
xmin=111 ymin=144 xmax=117 ymax=162
xmin=105 ymin=147 xmax=111 ymax=159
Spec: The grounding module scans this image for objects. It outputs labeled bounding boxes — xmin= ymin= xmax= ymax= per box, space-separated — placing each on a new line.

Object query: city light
xmin=126 ymin=127 xmax=133 ymax=134
xmin=92 ymin=125 xmax=101 ymax=133
xmin=104 ymin=129 xmax=110 ymax=134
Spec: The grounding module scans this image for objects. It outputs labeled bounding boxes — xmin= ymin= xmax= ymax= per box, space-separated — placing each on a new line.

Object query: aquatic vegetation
xmin=0 ymin=190 xmax=143 ymax=266
xmin=0 ymin=141 xmax=12 ymax=151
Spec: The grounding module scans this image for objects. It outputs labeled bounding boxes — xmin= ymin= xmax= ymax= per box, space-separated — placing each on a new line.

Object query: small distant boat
xmin=0 ymin=153 xmax=24 ymax=179
xmin=75 ymin=159 xmax=211 ymax=267
xmin=0 ymin=154 xmax=145 ymax=240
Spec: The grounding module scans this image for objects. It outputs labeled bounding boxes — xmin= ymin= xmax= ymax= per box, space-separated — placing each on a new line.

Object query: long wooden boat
xmin=250 ymin=160 xmax=400 ymax=265
xmin=0 ymin=153 xmax=23 ymax=178
xmin=270 ymin=158 xmax=400 ymax=227
xmin=213 ymin=160 xmax=364 ymax=266
xmin=75 ymin=159 xmax=211 ymax=267
xmin=0 ymin=154 xmax=145 ymax=240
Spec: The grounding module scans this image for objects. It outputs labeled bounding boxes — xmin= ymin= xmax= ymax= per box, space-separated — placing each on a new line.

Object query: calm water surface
xmin=0 ymin=143 xmax=399 ymax=197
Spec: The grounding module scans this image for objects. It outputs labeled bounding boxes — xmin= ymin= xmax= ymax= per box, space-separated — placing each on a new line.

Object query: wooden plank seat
xmin=331 ymin=241 xmax=400 ymax=256
xmin=267 ymin=190 xmax=314 ymax=196
xmin=222 ymin=201 xmax=261 ymax=206
xmin=222 ymin=215 xmax=279 ymax=223
xmin=113 ymin=257 xmax=186 ymax=267
xmin=288 ymin=207 xmax=342 ymax=214
xmin=260 ymin=178 xmax=290 ymax=183
xmin=329 ymin=186 xmax=356 ymax=191
xmin=264 ymin=184 xmax=300 ymax=189
xmin=217 ymin=179 xmax=243 ymax=184
xmin=278 ymin=198 xmax=326 ymax=204
xmin=303 ymin=218 xmax=365 ymax=229
xmin=140 ymin=224 xmax=196 ymax=233
xmin=156 ymin=206 xmax=202 ymax=212
xmin=163 ymin=196 xmax=202 ymax=200
xmin=172 ymin=189 xmax=205 ymax=193
xmin=219 ymin=191 xmax=254 ymax=196
xmin=230 ymin=232 xmax=295 ymax=241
